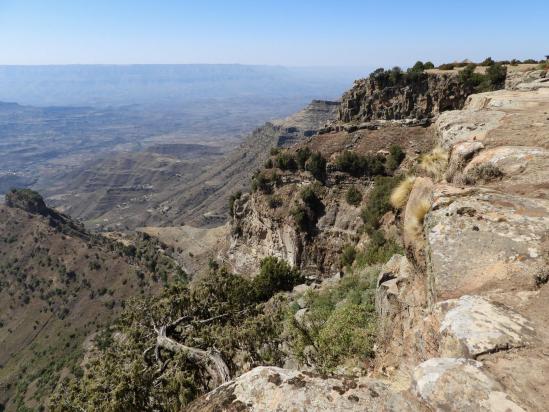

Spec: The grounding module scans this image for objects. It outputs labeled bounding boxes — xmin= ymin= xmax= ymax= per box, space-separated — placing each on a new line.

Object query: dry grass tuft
xmin=390 ymin=176 xmax=416 ymax=209
xmin=419 ymin=147 xmax=449 ymax=180
xmin=404 ymin=197 xmax=432 ymax=244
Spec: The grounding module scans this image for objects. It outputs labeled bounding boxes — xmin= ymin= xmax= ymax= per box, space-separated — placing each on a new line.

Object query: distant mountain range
xmin=0 ymin=64 xmax=370 ymax=107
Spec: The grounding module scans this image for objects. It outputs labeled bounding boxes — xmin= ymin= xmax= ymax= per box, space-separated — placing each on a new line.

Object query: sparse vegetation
xmin=296 ymin=147 xmax=312 ymax=170
xmin=285 ymin=268 xmax=378 ymax=372
xmin=275 ymin=152 xmax=298 ymax=171
xmin=51 ymin=257 xmax=301 ymax=410
xmin=251 ymin=171 xmax=279 ymax=194
xmin=305 ymin=152 xmax=327 ymax=182
xmin=335 ymin=151 xmax=385 ymax=177
xmin=359 ymin=230 xmax=403 ymax=265
xmin=345 ymin=185 xmax=363 ymax=206
xmin=228 ymin=191 xmax=242 ymax=215
xmin=361 ymin=175 xmax=403 ymax=234
xmin=340 ymin=244 xmax=357 ymax=268
xmin=291 ymin=185 xmax=325 ymax=234
xmin=385 ymin=144 xmax=406 ymax=173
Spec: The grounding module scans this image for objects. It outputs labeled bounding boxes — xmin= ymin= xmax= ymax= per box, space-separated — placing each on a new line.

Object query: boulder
xmin=425 ymin=189 xmax=549 ymax=301
xmin=412 ymin=358 xmax=525 ymax=411
xmin=435 ymin=295 xmax=537 ymax=358
xmin=185 ymin=366 xmax=407 ymax=412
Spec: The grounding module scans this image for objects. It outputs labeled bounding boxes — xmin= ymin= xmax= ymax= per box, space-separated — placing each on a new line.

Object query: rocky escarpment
xmin=226 ymin=176 xmax=364 ymax=277
xmin=337 ymin=70 xmax=473 ymax=124
xmin=193 ymin=67 xmax=549 ymax=411
xmin=374 ymin=67 xmax=549 ymax=410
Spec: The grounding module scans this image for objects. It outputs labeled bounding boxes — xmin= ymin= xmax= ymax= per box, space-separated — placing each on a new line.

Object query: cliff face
xmin=226 ymin=176 xmax=364 ymax=277
xmin=193 ymin=66 xmax=549 ymax=411
xmin=338 ymin=70 xmax=472 ymax=124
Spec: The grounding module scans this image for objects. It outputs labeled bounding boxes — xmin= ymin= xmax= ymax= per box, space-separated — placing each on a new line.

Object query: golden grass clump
xmin=390 ymin=176 xmax=416 ymax=209
xmin=419 ymin=147 xmax=449 ymax=180
xmin=404 ymin=197 xmax=432 ymax=244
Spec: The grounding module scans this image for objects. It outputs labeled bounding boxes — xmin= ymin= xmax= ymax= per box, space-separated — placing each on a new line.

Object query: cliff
xmin=338 ymin=69 xmax=472 ymax=124
xmin=193 ymin=65 xmax=549 ymax=410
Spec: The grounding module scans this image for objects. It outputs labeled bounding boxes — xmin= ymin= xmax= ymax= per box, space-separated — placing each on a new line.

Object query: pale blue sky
xmin=1 ymin=0 xmax=547 ymax=66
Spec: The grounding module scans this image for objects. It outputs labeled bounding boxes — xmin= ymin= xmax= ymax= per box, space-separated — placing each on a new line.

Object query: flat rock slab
xmin=435 ymin=295 xmax=537 ymax=358
xmin=425 ymin=189 xmax=549 ymax=300
xmin=185 ymin=366 xmax=417 ymax=412
xmin=412 ymin=357 xmax=525 ymax=411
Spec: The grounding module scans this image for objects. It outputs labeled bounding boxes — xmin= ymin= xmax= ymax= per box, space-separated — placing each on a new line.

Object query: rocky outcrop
xmin=226 ymin=179 xmax=365 ymax=277
xmin=376 ymin=68 xmax=549 ymax=410
xmin=195 ymin=68 xmax=548 ymax=411
xmin=338 ymin=71 xmax=473 ymax=124
xmin=185 ymin=366 xmax=423 ymax=412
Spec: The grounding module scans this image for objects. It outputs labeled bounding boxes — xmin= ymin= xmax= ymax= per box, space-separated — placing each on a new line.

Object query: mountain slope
xmin=0 ymin=190 xmax=179 ymax=410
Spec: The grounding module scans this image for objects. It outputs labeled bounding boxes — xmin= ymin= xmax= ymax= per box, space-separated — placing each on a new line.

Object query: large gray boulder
xmin=185 ymin=366 xmax=416 ymax=412
xmin=435 ymin=295 xmax=537 ymax=358
xmin=425 ymin=188 xmax=549 ymax=301
xmin=412 ymin=358 xmax=525 ymax=411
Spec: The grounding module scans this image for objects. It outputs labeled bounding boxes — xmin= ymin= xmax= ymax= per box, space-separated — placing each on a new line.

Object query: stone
xmin=412 ymin=358 xmax=525 ymax=411
xmin=435 ymin=295 xmax=537 ymax=358
xmin=425 ymin=189 xmax=549 ymax=301
xmin=185 ymin=366 xmax=404 ymax=412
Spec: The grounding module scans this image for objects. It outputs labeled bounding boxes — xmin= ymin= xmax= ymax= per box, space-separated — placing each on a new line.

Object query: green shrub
xmin=345 ymin=185 xmax=363 ymax=206
xmin=291 ymin=205 xmax=310 ymax=232
xmin=275 ymin=152 xmax=297 ymax=171
xmin=252 ymin=172 xmax=277 ymax=194
xmin=305 ymin=152 xmax=327 ymax=182
xmin=340 ymin=244 xmax=356 ymax=268
xmin=385 ymin=145 xmax=405 ymax=173
xmin=361 ymin=175 xmax=402 ymax=234
xmin=228 ymin=191 xmax=242 ymax=215
xmin=285 ymin=269 xmax=378 ymax=371
xmin=485 ymin=63 xmax=507 ymax=89
xmin=358 ymin=230 xmax=403 ymax=265
xmin=270 ymin=147 xmax=280 ymax=156
xmin=253 ymin=257 xmax=303 ymax=301
xmin=300 ymin=186 xmax=323 ymax=215
xmin=264 ymin=158 xmax=273 ymax=169
xmin=438 ymin=63 xmax=455 ymax=70
xmin=335 ymin=151 xmax=385 ymax=177
xmin=480 ymin=57 xmax=495 ymax=66
xmin=296 ymin=147 xmax=312 ymax=170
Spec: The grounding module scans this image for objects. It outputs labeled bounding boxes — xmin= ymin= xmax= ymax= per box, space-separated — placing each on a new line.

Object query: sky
xmin=0 ymin=0 xmax=547 ymax=67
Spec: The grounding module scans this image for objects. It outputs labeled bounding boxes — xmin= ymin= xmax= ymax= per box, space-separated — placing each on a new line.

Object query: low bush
xmin=305 ymin=152 xmax=327 ymax=182
xmin=345 ymin=185 xmax=363 ymax=207
xmin=276 ymin=152 xmax=298 ymax=171
xmin=335 ymin=151 xmax=385 ymax=178
xmin=358 ymin=230 xmax=403 ymax=265
xmin=228 ymin=191 xmax=242 ymax=215
xmin=296 ymin=147 xmax=312 ymax=170
xmin=285 ymin=268 xmax=378 ymax=371
xmin=385 ymin=145 xmax=406 ymax=173
xmin=253 ymin=257 xmax=303 ymax=301
xmin=361 ymin=175 xmax=403 ymax=234
xmin=340 ymin=244 xmax=356 ymax=268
